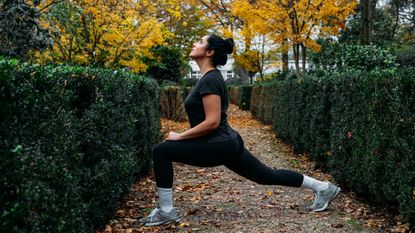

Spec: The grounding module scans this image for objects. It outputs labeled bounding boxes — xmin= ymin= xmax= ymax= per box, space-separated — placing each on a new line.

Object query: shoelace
xmin=148 ymin=208 xmax=160 ymax=223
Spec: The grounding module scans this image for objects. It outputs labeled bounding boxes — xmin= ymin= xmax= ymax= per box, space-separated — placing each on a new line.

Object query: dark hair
xmin=206 ymin=35 xmax=234 ymax=66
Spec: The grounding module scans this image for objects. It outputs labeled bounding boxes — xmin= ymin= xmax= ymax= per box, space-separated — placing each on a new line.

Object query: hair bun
xmin=224 ymin=38 xmax=234 ymax=54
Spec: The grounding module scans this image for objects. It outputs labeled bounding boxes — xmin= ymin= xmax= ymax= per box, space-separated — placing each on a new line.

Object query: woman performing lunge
xmin=138 ymin=34 xmax=341 ymax=226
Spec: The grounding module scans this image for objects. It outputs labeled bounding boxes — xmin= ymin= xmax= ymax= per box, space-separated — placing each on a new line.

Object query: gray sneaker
xmin=310 ymin=182 xmax=341 ymax=212
xmin=138 ymin=207 xmax=182 ymax=226
xmin=309 ymin=191 xmax=318 ymax=209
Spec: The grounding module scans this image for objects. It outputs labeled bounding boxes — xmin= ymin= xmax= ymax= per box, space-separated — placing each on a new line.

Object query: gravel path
xmin=101 ymin=104 xmax=403 ymax=233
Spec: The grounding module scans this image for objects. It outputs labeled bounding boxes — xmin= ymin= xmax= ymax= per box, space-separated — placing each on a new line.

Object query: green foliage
xmin=0 ymin=58 xmax=161 ymax=232
xmin=245 ymin=68 xmax=415 ymax=227
xmin=339 ymin=9 xmax=397 ymax=47
xmin=142 ymin=46 xmax=188 ymax=84
xmin=180 ymin=77 xmax=198 ymax=87
xmin=329 ymin=68 xmax=415 ymax=225
xmin=395 ymin=45 xmax=415 ymax=67
xmin=228 ymin=85 xmax=253 ymax=111
xmin=0 ymin=0 xmax=53 ymax=58
xmin=309 ymin=42 xmax=397 ymax=72
xmin=250 ymin=83 xmax=274 ymax=124
xmin=341 ymin=45 xmax=397 ymax=71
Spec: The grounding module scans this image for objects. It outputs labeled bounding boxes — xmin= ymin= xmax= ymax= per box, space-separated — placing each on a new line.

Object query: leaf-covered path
xmin=100 ymin=104 xmax=408 ymax=233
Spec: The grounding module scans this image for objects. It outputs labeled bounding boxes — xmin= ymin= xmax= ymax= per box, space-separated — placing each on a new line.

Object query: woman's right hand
xmin=166 ymin=131 xmax=183 ymax=141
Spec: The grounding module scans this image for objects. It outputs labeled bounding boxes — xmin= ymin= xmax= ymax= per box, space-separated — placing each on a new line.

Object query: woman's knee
xmin=152 ymin=141 xmax=173 ymax=158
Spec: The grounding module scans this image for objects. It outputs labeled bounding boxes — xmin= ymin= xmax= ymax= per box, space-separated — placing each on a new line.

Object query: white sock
xmin=301 ymin=175 xmax=329 ymax=192
xmin=157 ymin=187 xmax=173 ymax=213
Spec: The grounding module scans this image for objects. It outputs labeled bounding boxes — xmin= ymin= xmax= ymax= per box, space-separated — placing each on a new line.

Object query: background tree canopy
xmin=1 ymin=0 xmax=414 ymax=80
xmin=0 ymin=0 xmax=53 ymax=58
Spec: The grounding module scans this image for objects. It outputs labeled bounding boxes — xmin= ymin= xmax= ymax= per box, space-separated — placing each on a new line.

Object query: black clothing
xmin=152 ymin=70 xmax=304 ymax=189
xmin=184 ymin=69 xmax=237 ymax=143
xmin=153 ymin=133 xmax=304 ymax=189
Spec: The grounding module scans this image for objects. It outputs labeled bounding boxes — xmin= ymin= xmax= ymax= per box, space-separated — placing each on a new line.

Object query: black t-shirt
xmin=184 ymin=69 xmax=237 ymax=142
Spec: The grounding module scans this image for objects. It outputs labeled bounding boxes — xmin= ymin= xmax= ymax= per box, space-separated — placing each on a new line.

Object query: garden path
xmin=100 ymin=104 xmax=408 ymax=233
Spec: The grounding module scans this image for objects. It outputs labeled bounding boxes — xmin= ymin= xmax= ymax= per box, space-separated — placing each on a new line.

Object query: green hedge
xmin=329 ymin=69 xmax=415 ymax=226
xmin=0 ymin=58 xmax=161 ymax=232
xmin=228 ymin=85 xmax=252 ymax=111
xmin=231 ymin=68 xmax=415 ymax=227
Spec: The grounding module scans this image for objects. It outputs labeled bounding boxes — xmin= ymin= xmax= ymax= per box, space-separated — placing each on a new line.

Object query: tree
xmin=387 ymin=0 xmax=415 ymax=44
xmin=0 ymin=0 xmax=53 ymax=59
xmin=234 ymin=30 xmax=280 ymax=82
xmin=34 ymin=0 xmax=175 ymax=72
xmin=360 ymin=0 xmax=377 ymax=45
xmin=142 ymin=45 xmax=188 ymax=84
xmin=151 ymin=0 xmax=214 ymax=57
xmin=232 ymin=0 xmax=357 ymax=77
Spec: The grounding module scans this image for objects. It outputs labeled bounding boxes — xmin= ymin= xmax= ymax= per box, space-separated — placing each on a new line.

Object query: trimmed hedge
xmin=0 ymin=58 xmax=161 ymax=232
xmin=230 ymin=68 xmax=415 ymax=227
xmin=329 ymin=69 xmax=415 ymax=226
xmin=228 ymin=85 xmax=253 ymax=111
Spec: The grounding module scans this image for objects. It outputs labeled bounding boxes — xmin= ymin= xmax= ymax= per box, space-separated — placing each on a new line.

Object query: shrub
xmin=0 ymin=58 xmax=161 ymax=232
xmin=248 ymin=67 xmax=415 ymax=227
xmin=329 ymin=68 xmax=415 ymax=226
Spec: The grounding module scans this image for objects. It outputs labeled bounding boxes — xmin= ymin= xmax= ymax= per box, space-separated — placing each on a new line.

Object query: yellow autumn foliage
xmin=33 ymin=0 xmax=357 ymax=76
xmin=232 ymin=0 xmax=357 ymax=73
xmin=35 ymin=0 xmax=185 ymax=72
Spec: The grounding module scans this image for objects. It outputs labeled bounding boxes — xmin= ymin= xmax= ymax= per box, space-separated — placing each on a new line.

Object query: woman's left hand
xmin=166 ymin=131 xmax=183 ymax=141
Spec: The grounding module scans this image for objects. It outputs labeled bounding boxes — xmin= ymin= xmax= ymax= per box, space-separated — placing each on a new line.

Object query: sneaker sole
xmin=312 ymin=187 xmax=341 ymax=212
xmin=144 ymin=216 xmax=182 ymax=227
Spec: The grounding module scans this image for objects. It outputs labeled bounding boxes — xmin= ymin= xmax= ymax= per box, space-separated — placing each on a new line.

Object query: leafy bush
xmin=246 ymin=68 xmax=415 ymax=227
xmin=395 ymin=45 xmax=415 ymax=67
xmin=0 ymin=58 xmax=161 ymax=232
xmin=310 ymin=42 xmax=397 ymax=72
xmin=329 ymin=68 xmax=415 ymax=226
xmin=228 ymin=85 xmax=252 ymax=111
xmin=249 ymin=83 xmax=274 ymax=124
xmin=0 ymin=1 xmax=53 ymax=58
xmin=142 ymin=46 xmax=188 ymax=84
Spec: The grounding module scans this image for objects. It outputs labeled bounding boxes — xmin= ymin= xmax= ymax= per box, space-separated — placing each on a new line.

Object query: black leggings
xmin=152 ymin=134 xmax=304 ymax=189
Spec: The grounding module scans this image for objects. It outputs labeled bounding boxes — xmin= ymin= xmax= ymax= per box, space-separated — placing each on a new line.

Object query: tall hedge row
xmin=0 ymin=58 xmax=161 ymax=232
xmin=329 ymin=69 xmax=415 ymax=226
xmin=230 ymin=68 xmax=415 ymax=227
xmin=228 ymin=85 xmax=252 ymax=110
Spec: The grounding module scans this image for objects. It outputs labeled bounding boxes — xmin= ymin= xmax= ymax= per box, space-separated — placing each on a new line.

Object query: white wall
xmin=186 ymin=57 xmax=235 ymax=81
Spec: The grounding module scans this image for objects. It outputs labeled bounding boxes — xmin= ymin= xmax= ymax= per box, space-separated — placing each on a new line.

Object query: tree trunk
xmin=282 ymin=38 xmax=289 ymax=72
xmin=234 ymin=62 xmax=250 ymax=84
xmin=293 ymin=44 xmax=301 ymax=77
xmin=301 ymin=43 xmax=306 ymax=71
xmin=361 ymin=0 xmax=373 ymax=45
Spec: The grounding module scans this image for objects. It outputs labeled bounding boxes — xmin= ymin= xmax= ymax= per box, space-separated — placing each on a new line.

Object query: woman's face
xmin=189 ymin=35 xmax=210 ymax=59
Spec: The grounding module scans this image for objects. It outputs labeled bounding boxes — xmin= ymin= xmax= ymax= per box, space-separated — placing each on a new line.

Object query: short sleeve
xmin=199 ymin=75 xmax=222 ymax=97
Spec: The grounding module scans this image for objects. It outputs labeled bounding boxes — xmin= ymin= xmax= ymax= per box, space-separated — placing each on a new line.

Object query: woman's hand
xmin=166 ymin=131 xmax=183 ymax=141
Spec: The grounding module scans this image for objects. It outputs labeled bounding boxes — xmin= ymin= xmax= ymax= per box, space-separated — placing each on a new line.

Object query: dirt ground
xmin=99 ymin=104 xmax=410 ymax=233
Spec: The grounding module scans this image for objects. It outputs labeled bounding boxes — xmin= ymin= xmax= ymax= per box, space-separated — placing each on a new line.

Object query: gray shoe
xmin=310 ymin=182 xmax=341 ymax=212
xmin=309 ymin=191 xmax=318 ymax=209
xmin=138 ymin=207 xmax=182 ymax=226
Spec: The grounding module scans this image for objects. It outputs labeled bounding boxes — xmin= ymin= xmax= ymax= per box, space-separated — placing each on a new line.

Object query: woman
xmin=138 ymin=34 xmax=340 ymax=227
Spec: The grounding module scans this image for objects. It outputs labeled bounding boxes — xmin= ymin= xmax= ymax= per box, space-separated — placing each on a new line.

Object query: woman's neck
xmin=195 ymin=58 xmax=216 ymax=77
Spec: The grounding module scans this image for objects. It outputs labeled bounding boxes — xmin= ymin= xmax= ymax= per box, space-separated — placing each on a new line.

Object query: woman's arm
xmin=166 ymin=94 xmax=221 ymax=141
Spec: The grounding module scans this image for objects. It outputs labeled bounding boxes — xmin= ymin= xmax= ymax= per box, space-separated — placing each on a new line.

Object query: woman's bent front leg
xmin=152 ymin=138 xmax=240 ymax=188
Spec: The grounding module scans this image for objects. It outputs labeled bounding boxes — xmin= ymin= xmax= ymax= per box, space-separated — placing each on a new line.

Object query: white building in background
xmin=185 ymin=57 xmax=235 ymax=81
xmin=185 ymin=54 xmax=308 ymax=82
